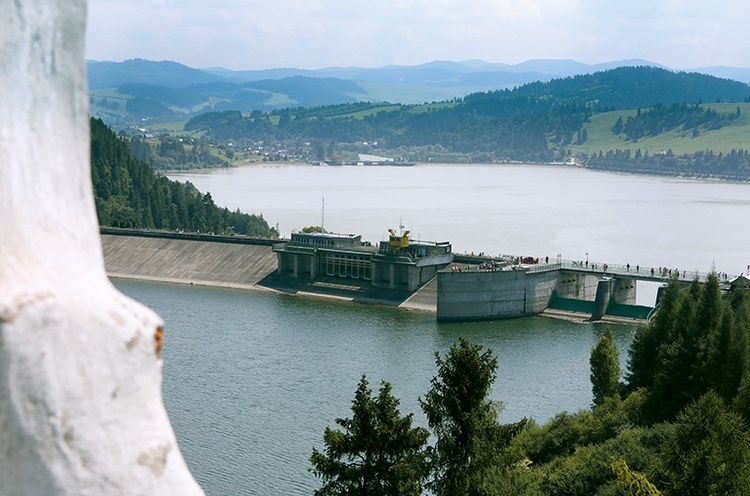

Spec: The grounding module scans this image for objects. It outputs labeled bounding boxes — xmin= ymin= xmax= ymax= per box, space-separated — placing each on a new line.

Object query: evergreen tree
xmin=420 ymin=338 xmax=526 ymax=496
xmin=664 ymin=391 xmax=750 ymax=495
xmin=310 ymin=375 xmax=429 ymax=496
xmin=590 ymin=329 xmax=621 ymax=407
xmin=649 ymin=280 xmax=701 ymax=421
xmin=611 ymin=115 xmax=624 ymax=134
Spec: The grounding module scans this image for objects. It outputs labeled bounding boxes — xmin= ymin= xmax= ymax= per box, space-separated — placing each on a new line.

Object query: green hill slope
xmin=572 ymin=103 xmax=750 ymax=156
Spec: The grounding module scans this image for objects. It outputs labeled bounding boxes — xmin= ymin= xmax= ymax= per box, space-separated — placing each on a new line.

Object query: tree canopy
xmin=419 ymin=338 xmax=527 ymax=496
xmin=310 ymin=375 xmax=430 ymax=496
xmin=90 ymin=117 xmax=277 ymax=237
xmin=590 ymin=329 xmax=621 ymax=407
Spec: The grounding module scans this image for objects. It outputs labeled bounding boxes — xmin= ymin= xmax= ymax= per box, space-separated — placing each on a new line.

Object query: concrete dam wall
xmin=437 ymin=268 xmax=559 ymax=321
xmin=101 ymin=233 xmax=278 ymax=289
xmin=437 ymin=266 xmax=647 ymax=322
xmin=101 ymin=230 xmax=650 ymax=321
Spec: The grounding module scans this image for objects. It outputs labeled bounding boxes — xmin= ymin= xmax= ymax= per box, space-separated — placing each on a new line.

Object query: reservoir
xmin=114 ymin=164 xmax=750 ymax=495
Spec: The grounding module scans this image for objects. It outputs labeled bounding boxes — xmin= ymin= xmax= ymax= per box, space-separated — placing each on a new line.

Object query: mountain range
xmin=87 ymin=58 xmax=750 ymax=128
xmin=88 ymin=58 xmax=750 ymax=89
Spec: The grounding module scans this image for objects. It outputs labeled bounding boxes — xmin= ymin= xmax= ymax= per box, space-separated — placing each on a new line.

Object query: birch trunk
xmin=0 ymin=1 xmax=205 ymax=493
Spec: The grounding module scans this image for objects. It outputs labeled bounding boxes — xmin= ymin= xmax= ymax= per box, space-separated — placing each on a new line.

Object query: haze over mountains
xmin=87 ymin=57 xmax=750 ymax=91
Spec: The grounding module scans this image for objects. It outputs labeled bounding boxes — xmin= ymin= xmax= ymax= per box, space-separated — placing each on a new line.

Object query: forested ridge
xmin=90 ymin=117 xmax=276 ymax=236
xmin=184 ymin=66 xmax=750 ymax=177
xmin=313 ymin=276 xmax=750 ymax=494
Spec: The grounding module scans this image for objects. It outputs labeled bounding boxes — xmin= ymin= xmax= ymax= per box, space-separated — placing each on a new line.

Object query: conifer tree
xmin=649 ymin=280 xmax=700 ymax=421
xmin=310 ymin=375 xmax=429 ymax=496
xmin=420 ymin=338 xmax=526 ymax=496
xmin=690 ymin=273 xmax=724 ymax=396
xmin=590 ymin=329 xmax=621 ymax=407
xmin=626 ymin=276 xmax=680 ymax=391
xmin=664 ymin=391 xmax=750 ymax=495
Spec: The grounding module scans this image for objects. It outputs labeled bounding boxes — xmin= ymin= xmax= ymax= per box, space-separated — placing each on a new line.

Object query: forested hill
xmin=90 ymin=118 xmax=276 ymax=236
xmin=185 ymin=66 xmax=750 ymax=173
xmin=510 ymin=66 xmax=750 ymax=110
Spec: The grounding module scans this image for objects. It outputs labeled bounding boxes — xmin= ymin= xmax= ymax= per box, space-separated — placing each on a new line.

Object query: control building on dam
xmin=273 ymin=229 xmax=454 ymax=292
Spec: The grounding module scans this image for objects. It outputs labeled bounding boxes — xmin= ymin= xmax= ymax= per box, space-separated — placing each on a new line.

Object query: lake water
xmin=114 ymin=279 xmax=632 ymax=496
xmin=114 ymin=163 xmax=750 ymax=495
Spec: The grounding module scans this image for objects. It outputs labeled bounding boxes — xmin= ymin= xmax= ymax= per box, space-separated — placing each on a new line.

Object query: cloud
xmin=86 ymin=0 xmax=750 ymax=70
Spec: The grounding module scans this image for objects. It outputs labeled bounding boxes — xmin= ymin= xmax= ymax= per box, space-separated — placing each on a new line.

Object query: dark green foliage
xmin=590 ymin=329 xmax=621 ymax=407
xmin=539 ymin=425 xmax=673 ymax=496
xmin=419 ymin=338 xmax=527 ymax=496
xmin=586 ymin=148 xmax=750 ymax=181
xmin=516 ymin=391 xmax=648 ymax=466
xmin=663 ymin=391 xmax=750 ymax=495
xmin=513 ymin=66 xmax=750 ymax=111
xmin=90 ymin=117 xmax=276 ymax=236
xmin=626 ymin=277 xmax=682 ymax=392
xmin=498 ymin=277 xmax=750 ymax=495
xmin=623 ymin=273 xmax=750 ymax=423
xmin=310 ymin=375 xmax=430 ymax=496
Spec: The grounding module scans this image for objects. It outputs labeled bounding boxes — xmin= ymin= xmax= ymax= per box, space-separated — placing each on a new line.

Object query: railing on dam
xmin=557 ymin=260 xmax=720 ymax=284
xmin=449 ymin=252 xmax=737 ymax=289
xmin=100 ymin=227 xmax=281 ymax=247
xmin=525 ymin=262 xmax=562 ymax=274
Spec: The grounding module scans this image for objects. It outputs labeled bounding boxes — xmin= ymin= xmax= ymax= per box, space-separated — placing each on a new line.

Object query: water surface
xmin=115 ymin=279 xmax=634 ymax=496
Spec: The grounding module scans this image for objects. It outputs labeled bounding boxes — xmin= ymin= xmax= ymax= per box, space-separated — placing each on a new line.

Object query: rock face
xmin=0 ymin=1 xmax=204 ymax=494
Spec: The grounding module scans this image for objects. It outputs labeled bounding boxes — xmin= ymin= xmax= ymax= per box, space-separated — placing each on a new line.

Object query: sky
xmin=86 ymin=0 xmax=750 ymax=71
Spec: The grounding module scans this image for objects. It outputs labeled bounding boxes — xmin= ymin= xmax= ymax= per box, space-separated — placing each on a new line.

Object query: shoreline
xmin=108 ymin=272 xmax=438 ymax=314
xmin=163 ymin=159 xmax=750 ymax=184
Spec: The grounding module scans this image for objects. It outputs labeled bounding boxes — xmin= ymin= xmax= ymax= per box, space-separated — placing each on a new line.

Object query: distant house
xmin=730 ymin=274 xmax=750 ymax=292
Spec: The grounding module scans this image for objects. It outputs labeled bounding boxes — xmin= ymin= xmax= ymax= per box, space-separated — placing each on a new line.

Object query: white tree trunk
xmin=0 ymin=1 xmax=205 ymax=494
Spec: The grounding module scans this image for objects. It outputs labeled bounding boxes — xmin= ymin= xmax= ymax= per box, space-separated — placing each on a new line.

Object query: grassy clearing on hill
xmin=328 ymin=104 xmax=402 ymax=120
xmin=356 ymin=82 xmax=478 ymax=105
xmin=571 ymin=103 xmax=750 ymax=156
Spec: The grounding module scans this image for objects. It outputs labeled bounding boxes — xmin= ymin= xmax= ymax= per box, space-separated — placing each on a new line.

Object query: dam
xmin=101 ymin=228 xmax=741 ymax=323
xmin=436 ymin=260 xmax=723 ymax=322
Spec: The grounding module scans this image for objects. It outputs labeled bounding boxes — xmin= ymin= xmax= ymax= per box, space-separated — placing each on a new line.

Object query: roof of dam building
xmin=289 ymin=231 xmax=374 ymax=249
xmin=284 ymin=230 xmax=452 ymax=259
